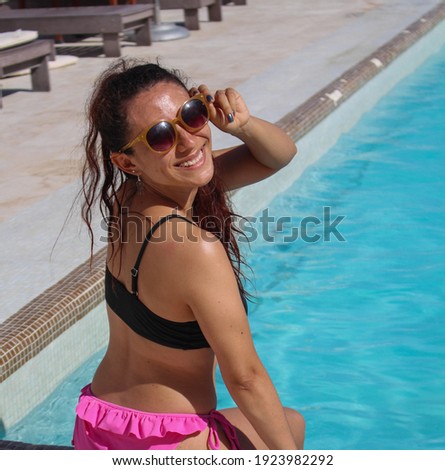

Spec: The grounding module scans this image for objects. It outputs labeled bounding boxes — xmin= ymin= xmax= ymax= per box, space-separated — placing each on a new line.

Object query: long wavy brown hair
xmin=80 ymin=58 xmax=250 ymax=296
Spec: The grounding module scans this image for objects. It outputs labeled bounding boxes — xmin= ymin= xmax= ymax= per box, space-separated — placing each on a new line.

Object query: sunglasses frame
xmin=119 ymin=93 xmax=210 ymax=154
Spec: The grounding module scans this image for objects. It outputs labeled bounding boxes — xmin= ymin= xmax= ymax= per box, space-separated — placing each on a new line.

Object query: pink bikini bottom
xmin=72 ymin=384 xmax=241 ymax=450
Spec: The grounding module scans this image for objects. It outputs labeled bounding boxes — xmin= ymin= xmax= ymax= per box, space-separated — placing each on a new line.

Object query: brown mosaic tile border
xmin=0 ymin=247 xmax=106 ymax=382
xmin=1 ymin=2 xmax=444 ymax=384
xmin=277 ymin=1 xmax=445 ymax=140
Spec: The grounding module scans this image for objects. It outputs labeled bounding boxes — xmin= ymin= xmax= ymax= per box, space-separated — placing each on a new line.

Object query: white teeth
xmin=178 ymin=151 xmax=203 ymax=168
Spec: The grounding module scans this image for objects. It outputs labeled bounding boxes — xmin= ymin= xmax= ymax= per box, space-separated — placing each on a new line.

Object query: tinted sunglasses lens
xmin=182 ymin=99 xmax=209 ymax=129
xmin=147 ymin=121 xmax=176 ymax=152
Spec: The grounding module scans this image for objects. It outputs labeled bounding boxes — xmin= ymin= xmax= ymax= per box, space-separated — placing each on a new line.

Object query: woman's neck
xmin=131 ymin=178 xmax=197 ymax=214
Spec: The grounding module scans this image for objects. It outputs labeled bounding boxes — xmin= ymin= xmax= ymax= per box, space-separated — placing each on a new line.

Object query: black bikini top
xmin=105 ymin=214 xmax=248 ymax=350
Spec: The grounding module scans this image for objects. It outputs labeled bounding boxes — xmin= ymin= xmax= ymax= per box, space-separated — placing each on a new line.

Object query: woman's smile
xmin=175 ymin=148 xmax=206 ymax=169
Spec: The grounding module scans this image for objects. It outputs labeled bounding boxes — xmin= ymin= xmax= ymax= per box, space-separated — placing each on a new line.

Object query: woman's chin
xmin=181 ymin=155 xmax=214 ymax=187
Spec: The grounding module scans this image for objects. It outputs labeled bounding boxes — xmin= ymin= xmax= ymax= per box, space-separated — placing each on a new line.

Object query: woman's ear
xmin=110 ymin=152 xmax=139 ymax=175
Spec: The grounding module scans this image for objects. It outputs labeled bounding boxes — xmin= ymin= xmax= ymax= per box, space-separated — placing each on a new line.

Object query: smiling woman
xmin=75 ymin=58 xmax=303 ymax=450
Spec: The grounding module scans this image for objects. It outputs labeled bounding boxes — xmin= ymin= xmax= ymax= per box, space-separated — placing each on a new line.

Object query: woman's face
xmin=125 ymin=82 xmax=214 ymax=195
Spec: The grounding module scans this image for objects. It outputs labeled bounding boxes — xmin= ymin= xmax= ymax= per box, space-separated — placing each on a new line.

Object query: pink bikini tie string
xmin=206 ymin=410 xmax=240 ymax=450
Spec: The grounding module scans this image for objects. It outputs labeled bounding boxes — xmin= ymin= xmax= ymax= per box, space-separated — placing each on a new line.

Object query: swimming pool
xmin=4 ymin=43 xmax=445 ymax=450
xmin=241 ymin=43 xmax=445 ymax=449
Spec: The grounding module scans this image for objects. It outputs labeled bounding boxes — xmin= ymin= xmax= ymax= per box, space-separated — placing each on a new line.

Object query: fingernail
xmin=227 ymin=113 xmax=234 ymax=123
xmin=206 ymin=94 xmax=213 ymax=102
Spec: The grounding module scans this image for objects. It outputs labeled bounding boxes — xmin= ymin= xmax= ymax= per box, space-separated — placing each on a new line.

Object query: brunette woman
xmin=73 ymin=59 xmax=305 ymax=450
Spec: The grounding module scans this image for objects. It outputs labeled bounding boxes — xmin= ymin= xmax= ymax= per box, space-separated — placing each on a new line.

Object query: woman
xmin=73 ymin=59 xmax=305 ymax=450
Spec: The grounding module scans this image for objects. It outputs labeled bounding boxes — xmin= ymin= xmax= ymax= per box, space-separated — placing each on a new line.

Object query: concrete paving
xmin=0 ymin=0 xmax=442 ymax=321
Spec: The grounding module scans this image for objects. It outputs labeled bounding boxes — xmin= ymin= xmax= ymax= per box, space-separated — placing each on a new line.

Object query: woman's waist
xmin=91 ymin=368 xmax=217 ymax=414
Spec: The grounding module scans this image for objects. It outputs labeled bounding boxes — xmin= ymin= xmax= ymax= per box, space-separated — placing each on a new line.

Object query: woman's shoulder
xmin=137 ymin=210 xmax=230 ymax=304
xmin=147 ymin=210 xmax=221 ymax=254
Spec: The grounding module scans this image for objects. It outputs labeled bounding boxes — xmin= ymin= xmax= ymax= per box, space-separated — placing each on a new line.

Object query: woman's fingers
xmin=213 ymin=89 xmax=238 ymax=124
xmin=193 ymin=84 xmax=249 ymax=131
xmin=188 ymin=86 xmax=199 ymax=97
xmin=225 ymin=88 xmax=239 ymax=116
xmin=196 ymin=84 xmax=214 ymax=104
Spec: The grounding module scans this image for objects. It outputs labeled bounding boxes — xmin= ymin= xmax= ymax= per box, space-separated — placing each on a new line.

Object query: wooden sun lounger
xmin=0 ymin=5 xmax=154 ymax=57
xmin=159 ymin=0 xmax=222 ymax=31
xmin=0 ymin=39 xmax=54 ymax=108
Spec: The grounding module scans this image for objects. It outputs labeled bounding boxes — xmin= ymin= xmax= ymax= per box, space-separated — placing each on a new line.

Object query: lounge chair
xmin=158 ymin=0 xmax=222 ymax=31
xmin=0 ymin=38 xmax=54 ymax=108
xmin=4 ymin=1 xmax=222 ymax=31
xmin=0 ymin=4 xmax=154 ymax=57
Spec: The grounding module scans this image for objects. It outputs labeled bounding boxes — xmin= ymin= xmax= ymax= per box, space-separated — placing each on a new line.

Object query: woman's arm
xmin=192 ymin=86 xmax=297 ymax=191
xmin=162 ymin=222 xmax=298 ymax=449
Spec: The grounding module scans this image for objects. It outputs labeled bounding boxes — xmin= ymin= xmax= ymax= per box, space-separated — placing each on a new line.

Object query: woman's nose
xmin=175 ymin=125 xmax=197 ymax=152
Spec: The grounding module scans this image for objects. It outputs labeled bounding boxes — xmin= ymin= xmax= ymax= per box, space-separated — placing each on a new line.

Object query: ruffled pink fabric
xmin=72 ymin=385 xmax=240 ymax=450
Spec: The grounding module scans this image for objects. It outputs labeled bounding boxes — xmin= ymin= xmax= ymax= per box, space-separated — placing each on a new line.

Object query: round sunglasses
xmin=119 ymin=93 xmax=210 ymax=154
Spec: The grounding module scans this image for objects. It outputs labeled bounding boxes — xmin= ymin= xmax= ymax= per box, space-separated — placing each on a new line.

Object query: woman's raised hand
xmin=190 ymin=85 xmax=250 ymax=135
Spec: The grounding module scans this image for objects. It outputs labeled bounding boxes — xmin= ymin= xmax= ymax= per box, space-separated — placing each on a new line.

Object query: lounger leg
xmin=208 ymin=1 xmax=222 ymax=22
xmin=30 ymin=57 xmax=51 ymax=92
xmin=102 ymin=33 xmax=121 ymax=57
xmin=184 ymin=8 xmax=200 ymax=31
xmin=134 ymin=20 xmax=152 ymax=46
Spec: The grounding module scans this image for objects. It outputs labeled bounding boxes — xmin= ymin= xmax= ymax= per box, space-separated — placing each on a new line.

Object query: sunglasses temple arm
xmin=121 ymin=135 xmax=142 ymax=153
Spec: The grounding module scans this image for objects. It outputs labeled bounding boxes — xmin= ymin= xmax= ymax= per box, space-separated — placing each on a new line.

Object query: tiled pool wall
xmin=0 ymin=250 xmax=108 ymax=429
xmin=1 ymin=1 xmax=445 ymax=433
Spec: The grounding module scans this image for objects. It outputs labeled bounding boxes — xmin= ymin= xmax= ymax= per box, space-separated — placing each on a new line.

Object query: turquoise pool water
xmin=5 ymin=45 xmax=445 ymax=449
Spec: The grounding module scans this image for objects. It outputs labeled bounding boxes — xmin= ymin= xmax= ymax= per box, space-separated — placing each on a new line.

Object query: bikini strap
xmin=131 ymin=214 xmax=194 ymax=296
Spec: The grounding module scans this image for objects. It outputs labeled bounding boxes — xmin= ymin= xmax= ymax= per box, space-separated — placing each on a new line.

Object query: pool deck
xmin=0 ymin=0 xmax=443 ymax=324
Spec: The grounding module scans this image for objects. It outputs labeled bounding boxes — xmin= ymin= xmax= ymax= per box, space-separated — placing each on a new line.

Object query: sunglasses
xmin=119 ymin=93 xmax=210 ymax=154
